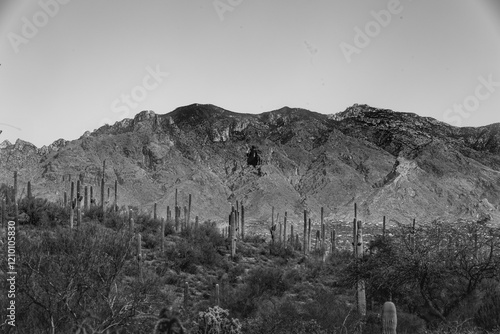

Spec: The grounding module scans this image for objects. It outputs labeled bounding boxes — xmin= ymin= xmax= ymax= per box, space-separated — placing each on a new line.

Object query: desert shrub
xmin=167 ymin=222 xmax=225 ymax=273
xmin=268 ymin=242 xmax=296 ymax=259
xmin=245 ymin=266 xmax=288 ymax=297
xmin=18 ymin=197 xmax=68 ymax=226
xmin=135 ymin=212 xmax=160 ymax=235
xmin=141 ymin=231 xmax=159 ymax=249
xmin=85 ymin=204 xmax=105 ymax=222
xmin=6 ymin=223 xmax=137 ymax=333
xmin=195 ymin=306 xmax=242 ymax=334
xmin=475 ymin=285 xmax=500 ymax=331
xmin=227 ymin=263 xmax=247 ymax=284
xmin=244 ymin=233 xmax=266 ymax=244
xmin=394 ymin=312 xmax=427 ymax=334
xmin=282 ymin=267 xmax=303 ymax=286
xmin=225 ymin=266 xmax=289 ymax=317
xmin=244 ymin=297 xmax=329 ymax=334
xmin=100 ymin=208 xmax=128 ymax=230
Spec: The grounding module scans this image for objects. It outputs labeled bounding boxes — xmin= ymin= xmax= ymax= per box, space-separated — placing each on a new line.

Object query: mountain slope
xmin=1 ymin=103 xmax=499 ymax=228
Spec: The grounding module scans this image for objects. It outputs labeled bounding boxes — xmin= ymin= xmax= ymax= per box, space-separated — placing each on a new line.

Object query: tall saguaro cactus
xmin=382 ymin=301 xmax=397 ymax=334
xmin=230 ymin=210 xmax=236 ymax=258
xmin=184 ymin=282 xmax=189 ymax=310
xmin=13 ymin=171 xmax=18 ymax=224
xmin=410 ymin=218 xmax=416 ymax=251
xmin=241 ymin=204 xmax=245 ymax=239
xmin=283 ymin=211 xmax=287 ymax=247
xmin=114 ymin=180 xmax=118 ymax=212
xmin=101 ymin=160 xmax=106 ymax=221
xmin=356 ymin=220 xmax=366 ymax=317
xmin=160 ymin=217 xmax=165 ymax=253
xmin=137 ymin=233 xmax=143 ymax=282
xmin=27 ymin=181 xmax=32 ymax=200
xmin=320 ymin=207 xmax=324 ymax=251
xmin=188 ymin=193 xmax=192 ymax=229
xmin=128 ymin=209 xmax=134 ymax=232
xmin=215 ymin=283 xmax=220 ymax=306
xmin=331 ymin=229 xmax=336 ymax=253
xmin=70 ymin=181 xmax=75 ymax=229
xmin=84 ymin=186 xmax=88 ymax=212
xmin=308 ymin=218 xmax=312 ymax=253
xmin=303 ymin=210 xmax=307 ymax=254
xmin=353 ymin=203 xmax=357 ymax=255
xmin=76 ymin=180 xmax=82 ymax=227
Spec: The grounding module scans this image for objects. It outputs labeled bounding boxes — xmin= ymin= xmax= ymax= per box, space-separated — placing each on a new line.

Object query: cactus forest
xmin=1 ymin=164 xmax=499 ymax=334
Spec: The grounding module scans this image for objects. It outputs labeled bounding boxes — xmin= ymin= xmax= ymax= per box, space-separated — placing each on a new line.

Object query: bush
xmin=167 ymin=221 xmax=226 ymax=273
xmin=225 ymin=266 xmax=289 ymax=317
xmin=195 ymin=306 xmax=242 ymax=334
xmin=18 ymin=197 xmax=68 ymax=227
xmin=475 ymin=286 xmax=500 ymax=331
xmin=5 ymin=223 xmax=136 ymax=333
xmin=268 ymin=242 xmax=296 ymax=259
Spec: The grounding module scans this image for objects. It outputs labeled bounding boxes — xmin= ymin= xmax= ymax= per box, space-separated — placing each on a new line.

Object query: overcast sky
xmin=1 ymin=0 xmax=499 ymax=147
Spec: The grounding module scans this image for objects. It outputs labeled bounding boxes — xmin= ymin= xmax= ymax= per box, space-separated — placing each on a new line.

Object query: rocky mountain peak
xmin=1 ymin=104 xmax=499 ymax=226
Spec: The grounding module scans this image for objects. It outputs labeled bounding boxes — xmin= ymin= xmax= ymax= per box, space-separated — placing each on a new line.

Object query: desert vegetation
xmin=1 ymin=170 xmax=500 ymax=334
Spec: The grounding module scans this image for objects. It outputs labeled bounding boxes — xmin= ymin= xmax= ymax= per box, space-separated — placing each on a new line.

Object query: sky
xmin=1 ymin=0 xmax=499 ymax=148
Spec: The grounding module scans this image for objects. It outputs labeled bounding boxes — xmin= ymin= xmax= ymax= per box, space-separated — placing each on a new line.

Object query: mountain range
xmin=1 ymin=103 xmax=499 ymax=229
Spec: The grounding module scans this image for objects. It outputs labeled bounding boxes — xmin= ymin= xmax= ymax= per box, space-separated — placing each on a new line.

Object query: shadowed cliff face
xmin=1 ymin=103 xmax=499 ymax=228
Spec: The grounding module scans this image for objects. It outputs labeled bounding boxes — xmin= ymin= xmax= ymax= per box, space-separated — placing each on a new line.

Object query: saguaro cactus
xmin=84 ymin=186 xmax=88 ymax=212
xmin=128 ymin=209 xmax=134 ymax=232
xmin=27 ymin=181 xmax=32 ymax=200
xmin=353 ymin=203 xmax=357 ymax=255
xmin=382 ymin=301 xmax=397 ymax=334
xmin=137 ymin=233 xmax=143 ymax=282
xmin=184 ymin=282 xmax=189 ymax=310
xmin=283 ymin=211 xmax=287 ymax=246
xmin=230 ymin=210 xmax=236 ymax=258
xmin=187 ymin=193 xmax=192 ymax=229
xmin=13 ymin=171 xmax=18 ymax=224
xmin=241 ymin=204 xmax=245 ymax=239
xmin=357 ymin=220 xmax=366 ymax=317
xmin=114 ymin=180 xmax=118 ymax=212
xmin=100 ymin=177 xmax=105 ymax=220
xmin=160 ymin=217 xmax=165 ymax=253
xmin=331 ymin=229 xmax=336 ymax=253
xmin=70 ymin=181 xmax=75 ymax=229
xmin=90 ymin=186 xmax=94 ymax=207
xmin=321 ymin=207 xmax=326 ymax=250
xmin=303 ymin=210 xmax=307 ymax=254
xmin=410 ymin=218 xmax=416 ymax=251
xmin=308 ymin=218 xmax=312 ymax=252
xmin=215 ymin=283 xmax=220 ymax=306
xmin=76 ymin=180 xmax=82 ymax=227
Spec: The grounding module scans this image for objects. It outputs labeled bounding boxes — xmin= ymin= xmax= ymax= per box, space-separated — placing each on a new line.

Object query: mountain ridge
xmin=1 ymin=103 xmax=499 ymax=229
